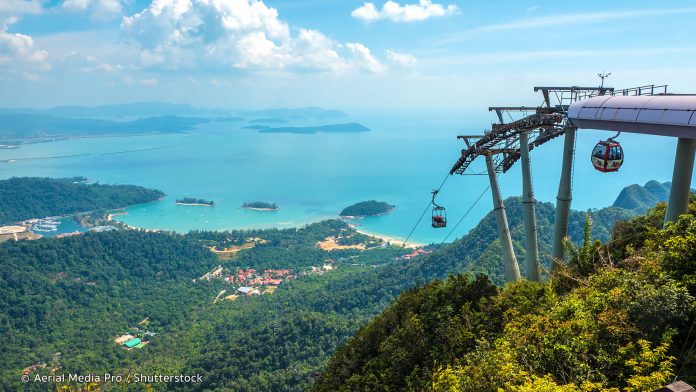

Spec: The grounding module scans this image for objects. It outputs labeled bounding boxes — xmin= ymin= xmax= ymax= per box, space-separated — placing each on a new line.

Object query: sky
xmin=1 ymin=0 xmax=695 ymax=110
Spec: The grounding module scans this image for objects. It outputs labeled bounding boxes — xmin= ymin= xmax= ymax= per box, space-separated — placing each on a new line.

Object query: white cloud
xmin=80 ymin=55 xmax=123 ymax=72
xmin=386 ymin=49 xmax=417 ymax=67
xmin=61 ymin=0 xmax=126 ymax=21
xmin=346 ymin=43 xmax=384 ymax=73
xmin=287 ymin=28 xmax=346 ymax=72
xmin=0 ymin=18 xmax=49 ymax=72
xmin=351 ymin=0 xmax=458 ymax=22
xmin=122 ymin=0 xmax=378 ymax=73
xmin=0 ymin=0 xmax=44 ymax=16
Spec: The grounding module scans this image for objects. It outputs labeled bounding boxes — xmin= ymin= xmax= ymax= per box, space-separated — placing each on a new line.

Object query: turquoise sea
xmin=1 ymin=111 xmax=692 ymax=244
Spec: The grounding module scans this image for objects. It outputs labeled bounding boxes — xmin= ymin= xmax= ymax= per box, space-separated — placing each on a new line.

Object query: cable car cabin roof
xmin=567 ymin=95 xmax=696 ymax=139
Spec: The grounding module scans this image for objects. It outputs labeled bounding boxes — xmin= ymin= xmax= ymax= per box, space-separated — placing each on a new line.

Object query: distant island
xmin=242 ymin=201 xmax=279 ymax=211
xmin=176 ymin=198 xmax=214 ymax=207
xmin=0 ymin=104 xmax=357 ymax=144
xmin=0 ymin=114 xmax=211 ymax=144
xmin=258 ymin=123 xmax=369 ymax=134
xmin=340 ymin=201 xmax=394 ymax=217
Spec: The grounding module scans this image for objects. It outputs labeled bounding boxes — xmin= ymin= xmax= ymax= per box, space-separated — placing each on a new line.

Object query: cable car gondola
xmin=591 ymin=133 xmax=624 ymax=173
xmin=431 ymin=190 xmax=447 ymax=228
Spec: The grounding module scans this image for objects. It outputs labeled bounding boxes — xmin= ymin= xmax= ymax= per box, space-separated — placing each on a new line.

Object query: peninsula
xmin=0 ymin=177 xmax=164 ymax=225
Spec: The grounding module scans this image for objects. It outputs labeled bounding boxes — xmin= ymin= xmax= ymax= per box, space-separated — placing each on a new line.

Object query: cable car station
xmin=443 ymin=83 xmax=696 ymax=284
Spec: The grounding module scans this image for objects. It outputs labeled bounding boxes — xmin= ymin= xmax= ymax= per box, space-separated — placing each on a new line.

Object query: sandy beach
xmin=107 ymin=211 xmax=128 ymax=221
xmin=351 ymin=225 xmax=425 ymax=249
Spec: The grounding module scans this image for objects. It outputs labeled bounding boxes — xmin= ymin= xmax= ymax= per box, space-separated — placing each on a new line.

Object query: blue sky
xmin=1 ymin=0 xmax=695 ymax=110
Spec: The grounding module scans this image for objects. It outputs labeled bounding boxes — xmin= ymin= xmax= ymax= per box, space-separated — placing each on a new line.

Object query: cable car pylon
xmin=450 ymin=83 xmax=672 ymax=279
xmin=519 ymin=131 xmax=541 ymax=282
xmin=493 ymin=107 xmax=540 ymax=281
xmin=484 ymin=152 xmax=522 ymax=282
xmin=451 ymin=86 xmax=612 ymax=281
xmin=550 ymin=124 xmax=577 ymax=272
xmin=665 ymin=138 xmax=696 ymax=224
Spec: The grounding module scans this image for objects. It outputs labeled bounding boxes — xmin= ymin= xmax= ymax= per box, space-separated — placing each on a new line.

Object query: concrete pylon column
xmin=551 ymin=126 xmax=577 ymax=272
xmin=519 ymin=132 xmax=541 ymax=282
xmin=665 ymin=137 xmax=696 ymax=224
xmin=485 ymin=154 xmax=521 ymax=283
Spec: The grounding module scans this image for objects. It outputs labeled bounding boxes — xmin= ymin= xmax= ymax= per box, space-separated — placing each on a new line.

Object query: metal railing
xmin=608 ymin=84 xmax=668 ymax=96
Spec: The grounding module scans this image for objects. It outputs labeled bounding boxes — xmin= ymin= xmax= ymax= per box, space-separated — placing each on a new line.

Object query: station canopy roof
xmin=568 ymin=95 xmax=696 ymax=138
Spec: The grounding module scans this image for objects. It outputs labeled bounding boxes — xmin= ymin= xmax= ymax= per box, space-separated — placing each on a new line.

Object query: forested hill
xmin=0 ymin=181 xmax=672 ymax=390
xmin=0 ymin=230 xmax=219 ymax=390
xmin=0 ymin=177 xmax=163 ymax=224
xmin=311 ymin=199 xmax=696 ymax=391
xmin=613 ymin=180 xmax=672 ymax=213
xmin=413 ymin=196 xmax=634 ymax=285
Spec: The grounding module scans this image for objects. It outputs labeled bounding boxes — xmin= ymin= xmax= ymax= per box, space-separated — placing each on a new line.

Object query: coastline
xmin=176 ymin=202 xmax=214 ymax=207
xmin=108 ymin=206 xmax=426 ymax=247
xmin=351 ymin=225 xmax=424 ymax=249
xmin=107 ymin=211 xmax=128 ymax=221
xmin=111 ymin=213 xmax=423 ymax=248
xmin=119 ymin=221 xmax=162 ymax=233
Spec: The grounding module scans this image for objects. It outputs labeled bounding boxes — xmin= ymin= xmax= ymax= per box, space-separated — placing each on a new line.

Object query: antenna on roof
xmin=598 ymin=71 xmax=612 ymax=89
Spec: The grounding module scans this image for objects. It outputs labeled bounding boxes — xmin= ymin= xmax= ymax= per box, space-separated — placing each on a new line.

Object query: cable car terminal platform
xmin=568 ymin=95 xmax=696 ymax=139
xmin=567 ymin=94 xmax=696 ymax=225
xmin=446 ymin=84 xmax=696 ymax=284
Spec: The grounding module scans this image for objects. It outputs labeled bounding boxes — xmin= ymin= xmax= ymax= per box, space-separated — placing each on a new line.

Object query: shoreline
xmin=107 ymin=211 xmax=128 ymax=221
xmin=108 ymin=208 xmax=427 ymax=248
xmin=176 ymin=202 xmax=214 ymax=207
xmin=351 ymin=225 xmax=424 ymax=249
xmin=2 ymin=130 xmax=194 ymax=149
xmin=110 ymin=214 xmax=425 ymax=248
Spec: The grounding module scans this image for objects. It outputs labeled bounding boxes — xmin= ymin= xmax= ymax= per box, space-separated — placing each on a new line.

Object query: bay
xmin=0 ymin=111 xmax=688 ymax=244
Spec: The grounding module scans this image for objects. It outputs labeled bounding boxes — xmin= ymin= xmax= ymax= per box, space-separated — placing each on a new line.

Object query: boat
xmin=32 ymin=220 xmax=60 ymax=232
xmin=33 ymin=225 xmax=58 ymax=232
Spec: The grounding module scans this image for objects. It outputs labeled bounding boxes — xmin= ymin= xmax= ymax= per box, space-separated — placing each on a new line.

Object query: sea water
xmin=0 ymin=111 xmax=688 ymax=244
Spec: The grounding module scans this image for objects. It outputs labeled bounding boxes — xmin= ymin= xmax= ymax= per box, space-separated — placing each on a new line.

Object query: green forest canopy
xmin=0 ymin=177 xmax=164 ymax=225
xmin=242 ymin=201 xmax=278 ymax=209
xmin=340 ymin=200 xmax=394 ymax=217
xmin=311 ymin=199 xmax=696 ymax=391
xmin=0 ymin=179 xmax=685 ymax=391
